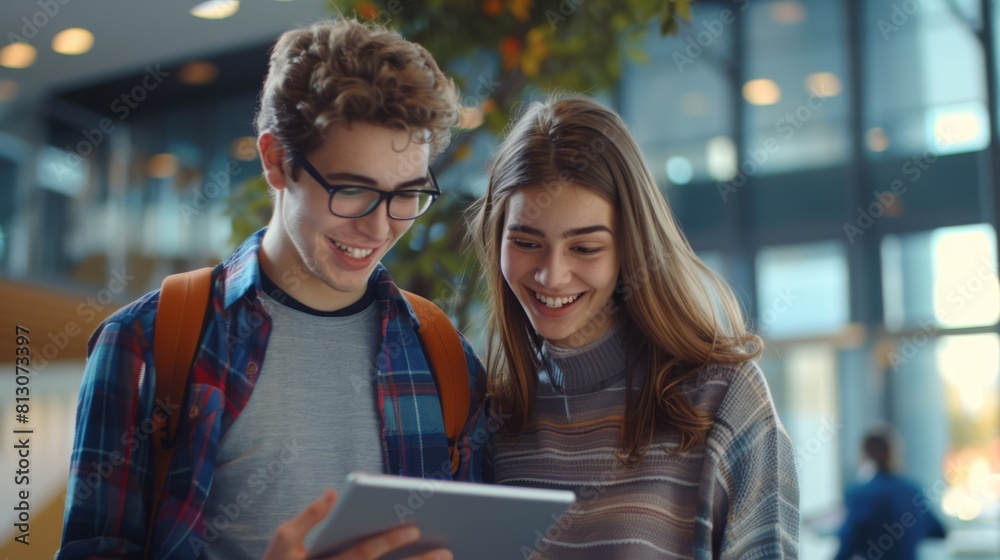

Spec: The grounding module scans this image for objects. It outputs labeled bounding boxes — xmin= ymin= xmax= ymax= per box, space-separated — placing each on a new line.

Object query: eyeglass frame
xmin=289 ymin=151 xmax=441 ymax=220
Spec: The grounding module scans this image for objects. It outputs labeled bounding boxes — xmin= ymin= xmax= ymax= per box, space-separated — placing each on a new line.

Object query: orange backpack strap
xmin=146 ymin=267 xmax=213 ymax=558
xmin=401 ymin=290 xmax=471 ymax=475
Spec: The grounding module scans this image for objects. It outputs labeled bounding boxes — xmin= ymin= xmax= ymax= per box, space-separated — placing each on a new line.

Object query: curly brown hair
xmin=255 ymin=18 xmax=460 ymax=178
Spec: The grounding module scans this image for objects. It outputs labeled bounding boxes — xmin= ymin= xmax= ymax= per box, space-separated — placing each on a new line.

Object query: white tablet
xmin=307 ymin=472 xmax=576 ymax=560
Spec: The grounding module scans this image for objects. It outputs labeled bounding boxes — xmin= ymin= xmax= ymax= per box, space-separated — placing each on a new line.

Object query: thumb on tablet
xmin=264 ymin=489 xmax=338 ymax=559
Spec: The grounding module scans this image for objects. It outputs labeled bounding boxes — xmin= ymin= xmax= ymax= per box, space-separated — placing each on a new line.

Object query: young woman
xmin=471 ymin=97 xmax=799 ymax=559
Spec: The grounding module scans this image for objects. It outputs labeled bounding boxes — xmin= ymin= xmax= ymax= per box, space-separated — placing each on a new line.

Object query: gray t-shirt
xmin=199 ymin=289 xmax=384 ymax=559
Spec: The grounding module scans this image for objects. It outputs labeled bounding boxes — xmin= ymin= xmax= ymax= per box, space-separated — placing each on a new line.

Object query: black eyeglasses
xmin=291 ymin=151 xmax=440 ymax=220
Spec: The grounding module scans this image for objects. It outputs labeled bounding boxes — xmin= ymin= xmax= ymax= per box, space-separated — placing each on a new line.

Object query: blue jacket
xmin=835 ymin=471 xmax=947 ymax=560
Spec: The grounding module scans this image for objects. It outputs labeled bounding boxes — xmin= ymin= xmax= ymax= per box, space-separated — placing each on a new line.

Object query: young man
xmin=58 ymin=19 xmax=485 ymax=560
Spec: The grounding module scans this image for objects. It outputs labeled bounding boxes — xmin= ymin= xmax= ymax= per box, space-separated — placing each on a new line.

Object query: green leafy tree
xmin=227 ymin=0 xmax=698 ymax=330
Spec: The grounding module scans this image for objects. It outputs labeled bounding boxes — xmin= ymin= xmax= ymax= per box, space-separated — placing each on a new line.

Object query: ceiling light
xmin=706 ymin=136 xmax=737 ymax=181
xmin=769 ymin=1 xmax=806 ymax=24
xmin=190 ymin=0 xmax=240 ymax=19
xmin=742 ymin=79 xmax=781 ymax=106
xmin=931 ymin=106 xmax=987 ymax=154
xmin=0 ymin=43 xmax=37 ymax=69
xmin=52 ymin=28 xmax=95 ymax=55
xmin=148 ymin=153 xmax=179 ymax=179
xmin=806 ymin=72 xmax=842 ymax=97
xmin=666 ymin=157 xmax=694 ymax=185
xmin=179 ymin=61 xmax=218 ymax=85
xmin=866 ymin=128 xmax=889 ymax=153
xmin=229 ymin=136 xmax=258 ymax=161
xmin=0 ymin=81 xmax=19 ymax=102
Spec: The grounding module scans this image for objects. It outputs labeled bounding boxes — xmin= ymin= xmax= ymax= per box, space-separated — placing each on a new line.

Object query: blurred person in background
xmin=58 ymin=18 xmax=485 ymax=560
xmin=834 ymin=425 xmax=947 ymax=560
xmin=471 ymin=96 xmax=799 ymax=559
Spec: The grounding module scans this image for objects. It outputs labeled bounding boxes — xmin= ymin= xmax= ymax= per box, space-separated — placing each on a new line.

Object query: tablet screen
xmin=308 ymin=472 xmax=576 ymax=560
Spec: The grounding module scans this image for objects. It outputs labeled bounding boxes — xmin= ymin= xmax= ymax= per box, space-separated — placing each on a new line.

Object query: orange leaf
xmin=482 ymin=0 xmax=504 ymax=17
xmin=354 ymin=2 xmax=380 ymax=20
xmin=506 ymin=0 xmax=533 ymax=21
xmin=499 ymin=36 xmax=522 ymax=70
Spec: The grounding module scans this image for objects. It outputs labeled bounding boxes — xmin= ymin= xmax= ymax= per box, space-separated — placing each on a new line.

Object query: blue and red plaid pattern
xmin=58 ymin=228 xmax=487 ymax=559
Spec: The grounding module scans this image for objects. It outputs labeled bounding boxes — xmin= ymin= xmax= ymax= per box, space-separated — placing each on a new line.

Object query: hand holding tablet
xmin=305 ymin=473 xmax=576 ymax=560
xmin=263 ymin=489 xmax=452 ymax=560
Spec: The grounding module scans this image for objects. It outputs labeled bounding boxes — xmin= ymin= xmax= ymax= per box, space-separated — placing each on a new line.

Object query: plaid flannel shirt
xmin=58 ymin=228 xmax=487 ymax=559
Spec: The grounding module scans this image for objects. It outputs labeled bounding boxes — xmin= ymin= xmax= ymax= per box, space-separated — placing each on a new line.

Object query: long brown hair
xmin=469 ymin=97 xmax=762 ymax=461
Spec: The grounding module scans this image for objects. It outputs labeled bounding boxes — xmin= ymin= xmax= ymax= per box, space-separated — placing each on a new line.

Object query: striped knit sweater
xmin=487 ymin=325 xmax=799 ymax=559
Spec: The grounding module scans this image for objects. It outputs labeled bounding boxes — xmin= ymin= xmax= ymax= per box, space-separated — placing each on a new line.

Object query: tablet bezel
xmin=307 ymin=472 xmax=576 ymax=560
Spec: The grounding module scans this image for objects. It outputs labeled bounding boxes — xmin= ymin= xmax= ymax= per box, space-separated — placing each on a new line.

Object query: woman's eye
xmin=573 ymin=246 xmax=604 ymax=255
xmin=510 ymin=239 xmax=539 ymax=249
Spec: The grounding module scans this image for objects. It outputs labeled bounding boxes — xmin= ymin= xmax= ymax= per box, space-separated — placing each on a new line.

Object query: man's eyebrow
xmin=507 ymin=224 xmax=612 ymax=238
xmin=323 ymin=172 xmax=429 ymax=190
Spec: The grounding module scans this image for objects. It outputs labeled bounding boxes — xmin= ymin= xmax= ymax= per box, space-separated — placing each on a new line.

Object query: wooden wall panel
xmin=0 ymin=278 xmax=122 ymax=365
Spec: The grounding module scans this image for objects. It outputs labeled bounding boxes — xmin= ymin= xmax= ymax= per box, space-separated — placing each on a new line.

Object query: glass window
xmin=755 ymin=240 xmax=850 ymax=338
xmin=619 ymin=13 xmax=737 ymax=238
xmin=863 ymin=0 xmax=986 ymax=159
xmin=888 ymin=332 xmax=999 ymax=532
xmin=881 ymin=223 xmax=999 ymax=331
xmin=50 ymin=91 xmax=260 ymax=291
xmin=862 ymin=0 xmax=986 ymax=230
xmin=764 ymin=342 xmax=842 ymax=517
xmin=620 ymin=8 xmax=735 ymax=186
xmin=742 ymin=0 xmax=853 ymax=230
xmin=935 ymin=334 xmax=1000 ymax=523
xmin=743 ymin=0 xmax=851 ymax=174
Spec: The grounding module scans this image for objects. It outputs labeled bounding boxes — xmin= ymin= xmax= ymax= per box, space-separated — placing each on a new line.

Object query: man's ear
xmin=258 ymin=132 xmax=289 ymax=191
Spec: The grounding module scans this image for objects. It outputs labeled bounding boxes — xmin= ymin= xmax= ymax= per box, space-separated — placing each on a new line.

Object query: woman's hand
xmin=262 ymin=489 xmax=452 ymax=560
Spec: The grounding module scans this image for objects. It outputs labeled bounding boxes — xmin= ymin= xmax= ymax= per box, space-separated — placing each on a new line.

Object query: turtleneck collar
xmin=540 ymin=323 xmax=630 ymax=395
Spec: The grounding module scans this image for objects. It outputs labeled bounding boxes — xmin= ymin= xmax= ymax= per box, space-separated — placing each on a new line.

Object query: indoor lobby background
xmin=1 ymin=0 xmax=998 ymax=558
